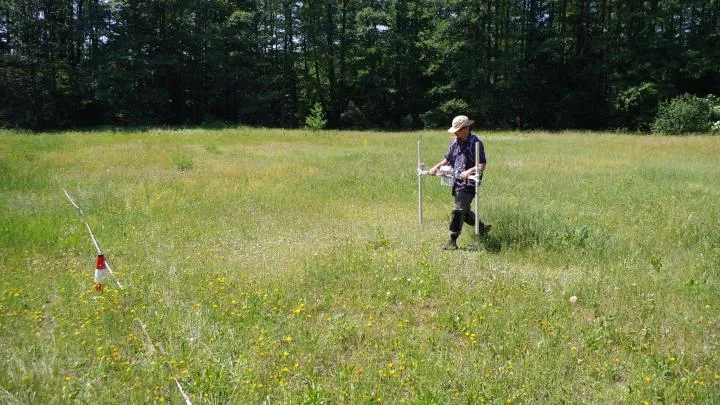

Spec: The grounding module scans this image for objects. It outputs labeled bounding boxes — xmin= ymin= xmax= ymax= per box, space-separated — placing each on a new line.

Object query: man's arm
xmin=428 ymin=159 xmax=449 ymax=176
xmin=459 ymin=163 xmax=486 ymax=179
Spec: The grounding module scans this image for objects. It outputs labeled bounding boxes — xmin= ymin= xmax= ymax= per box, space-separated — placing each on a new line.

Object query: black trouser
xmin=449 ymin=188 xmax=482 ymax=239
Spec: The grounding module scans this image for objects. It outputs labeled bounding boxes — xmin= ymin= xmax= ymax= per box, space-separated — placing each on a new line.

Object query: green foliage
xmin=304 ymin=102 xmax=327 ymax=131
xmin=706 ymin=95 xmax=720 ymax=122
xmin=712 ymin=121 xmax=720 ymax=134
xmin=171 ymin=153 xmax=194 ymax=171
xmin=651 ymin=94 xmax=712 ymax=135
xmin=613 ymin=82 xmax=660 ymax=131
xmin=421 ymin=99 xmax=470 ymax=129
xmin=201 ymin=114 xmax=228 ymax=129
xmin=708 ymin=95 xmax=720 ymax=135
xmin=340 ymin=101 xmax=367 ymax=129
xmin=1 ymin=1 xmax=719 ymax=130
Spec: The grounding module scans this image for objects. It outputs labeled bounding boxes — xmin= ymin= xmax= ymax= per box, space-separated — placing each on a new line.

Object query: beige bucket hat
xmin=447 ymin=115 xmax=474 ymax=133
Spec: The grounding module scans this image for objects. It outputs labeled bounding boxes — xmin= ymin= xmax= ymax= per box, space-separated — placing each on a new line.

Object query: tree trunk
xmin=325 ymin=2 xmax=336 ymax=122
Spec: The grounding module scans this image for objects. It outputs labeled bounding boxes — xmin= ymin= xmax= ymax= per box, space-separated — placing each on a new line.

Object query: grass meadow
xmin=1 ymin=128 xmax=719 ymax=404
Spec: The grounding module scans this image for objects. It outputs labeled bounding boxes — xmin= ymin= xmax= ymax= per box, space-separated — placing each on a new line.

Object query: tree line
xmin=1 ymin=0 xmax=718 ymax=131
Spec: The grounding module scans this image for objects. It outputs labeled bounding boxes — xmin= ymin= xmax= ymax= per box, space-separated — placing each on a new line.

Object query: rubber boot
xmin=464 ymin=211 xmax=491 ymax=234
xmin=442 ymin=234 xmax=459 ymax=250
xmin=443 ymin=211 xmax=465 ymax=249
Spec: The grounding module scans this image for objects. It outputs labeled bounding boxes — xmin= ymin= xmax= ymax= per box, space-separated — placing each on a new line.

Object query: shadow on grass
xmin=463 ymin=212 xmax=610 ymax=257
xmin=461 ymin=212 xmax=555 ymax=253
xmin=464 ymin=233 xmax=503 ymax=253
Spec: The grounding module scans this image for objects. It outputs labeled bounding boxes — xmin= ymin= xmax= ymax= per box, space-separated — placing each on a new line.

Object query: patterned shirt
xmin=444 ymin=133 xmax=486 ymax=191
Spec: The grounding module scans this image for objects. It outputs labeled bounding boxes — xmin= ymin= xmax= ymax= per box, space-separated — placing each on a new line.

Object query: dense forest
xmin=1 ymin=0 xmax=719 ymax=131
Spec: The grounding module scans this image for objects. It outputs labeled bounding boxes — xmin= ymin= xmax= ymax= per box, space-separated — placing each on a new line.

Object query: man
xmin=428 ymin=115 xmax=491 ymax=250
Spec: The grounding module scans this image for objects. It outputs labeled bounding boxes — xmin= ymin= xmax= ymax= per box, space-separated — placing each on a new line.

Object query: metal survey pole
xmin=418 ymin=140 xmax=424 ymax=224
xmin=474 ymin=141 xmax=480 ymax=235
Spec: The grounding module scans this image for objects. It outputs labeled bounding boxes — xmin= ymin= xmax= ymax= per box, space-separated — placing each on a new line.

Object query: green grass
xmin=1 ymin=128 xmax=719 ymax=403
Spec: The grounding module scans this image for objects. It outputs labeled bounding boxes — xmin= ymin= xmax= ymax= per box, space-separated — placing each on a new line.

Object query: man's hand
xmin=429 ymin=159 xmax=449 ymax=176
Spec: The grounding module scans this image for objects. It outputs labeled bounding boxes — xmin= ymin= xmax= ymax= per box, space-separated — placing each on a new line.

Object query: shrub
xmin=712 ymin=121 xmax=720 ymax=135
xmin=201 ymin=114 xmax=227 ymax=129
xmin=421 ymin=98 xmax=470 ymax=129
xmin=172 ymin=153 xmax=194 ymax=171
xmin=651 ymin=94 xmax=711 ymax=134
xmin=706 ymin=94 xmax=720 ymax=122
xmin=340 ymin=101 xmax=367 ymax=129
xmin=613 ymin=82 xmax=660 ymax=131
xmin=305 ymin=102 xmax=327 ymax=131
xmin=709 ymin=95 xmax=720 ymax=135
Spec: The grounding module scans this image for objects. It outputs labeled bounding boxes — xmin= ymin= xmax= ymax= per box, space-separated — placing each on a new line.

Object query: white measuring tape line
xmin=63 ymin=189 xmax=193 ymax=405
xmin=64 ymin=189 xmax=124 ymax=290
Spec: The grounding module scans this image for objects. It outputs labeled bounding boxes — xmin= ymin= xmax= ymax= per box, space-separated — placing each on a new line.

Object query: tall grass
xmin=1 ymin=128 xmax=718 ymax=403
